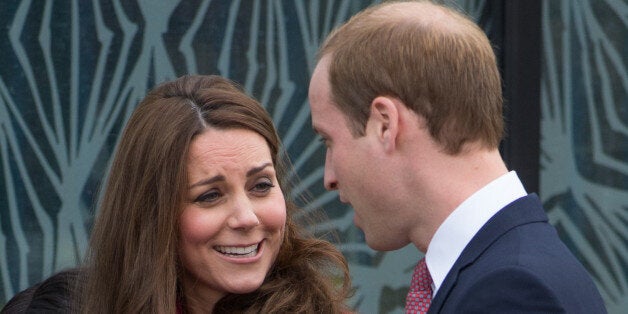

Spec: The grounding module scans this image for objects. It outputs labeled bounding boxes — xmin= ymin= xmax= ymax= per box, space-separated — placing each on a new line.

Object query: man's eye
xmin=194 ymin=190 xmax=221 ymax=203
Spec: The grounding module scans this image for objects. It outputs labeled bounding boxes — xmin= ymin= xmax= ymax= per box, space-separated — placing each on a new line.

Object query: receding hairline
xmin=368 ymin=1 xmax=479 ymax=37
xmin=319 ymin=1 xmax=478 ymax=59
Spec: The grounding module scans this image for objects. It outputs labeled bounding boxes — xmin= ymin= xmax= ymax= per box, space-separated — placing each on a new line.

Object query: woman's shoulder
xmin=1 ymin=268 xmax=82 ymax=313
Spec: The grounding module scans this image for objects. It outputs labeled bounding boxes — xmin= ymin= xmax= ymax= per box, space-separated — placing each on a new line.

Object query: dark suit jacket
xmin=429 ymin=194 xmax=606 ymax=313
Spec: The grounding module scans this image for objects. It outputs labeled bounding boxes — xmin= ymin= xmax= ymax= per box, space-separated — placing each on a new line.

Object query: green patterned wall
xmin=0 ymin=1 xmax=625 ymax=313
xmin=540 ymin=0 xmax=627 ymax=312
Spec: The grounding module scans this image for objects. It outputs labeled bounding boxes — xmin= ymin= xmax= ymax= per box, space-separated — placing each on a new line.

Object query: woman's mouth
xmin=214 ymin=242 xmax=260 ymax=258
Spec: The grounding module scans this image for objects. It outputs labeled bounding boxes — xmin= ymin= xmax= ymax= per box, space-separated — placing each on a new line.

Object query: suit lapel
xmin=428 ymin=194 xmax=548 ymax=313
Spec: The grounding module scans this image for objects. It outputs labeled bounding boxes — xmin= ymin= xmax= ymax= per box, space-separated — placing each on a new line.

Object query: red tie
xmin=405 ymin=258 xmax=433 ymax=314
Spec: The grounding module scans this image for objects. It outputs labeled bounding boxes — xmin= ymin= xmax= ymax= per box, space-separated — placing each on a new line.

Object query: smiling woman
xmin=179 ymin=128 xmax=288 ymax=310
xmin=71 ymin=75 xmax=353 ymax=313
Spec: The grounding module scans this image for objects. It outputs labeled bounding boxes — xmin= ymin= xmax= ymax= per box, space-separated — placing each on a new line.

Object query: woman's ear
xmin=368 ymin=96 xmax=400 ymax=153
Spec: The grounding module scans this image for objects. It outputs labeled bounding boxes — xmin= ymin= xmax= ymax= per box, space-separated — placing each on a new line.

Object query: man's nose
xmin=323 ymin=155 xmax=338 ymax=191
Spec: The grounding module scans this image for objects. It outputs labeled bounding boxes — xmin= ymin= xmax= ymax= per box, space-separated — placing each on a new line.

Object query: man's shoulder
xmin=435 ymin=196 xmax=605 ymax=313
xmin=431 ymin=195 xmax=607 ymax=313
xmin=436 ymin=264 xmax=606 ymax=313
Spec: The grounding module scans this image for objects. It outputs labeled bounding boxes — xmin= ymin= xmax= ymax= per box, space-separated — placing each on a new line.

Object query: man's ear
xmin=368 ymin=96 xmax=399 ymax=153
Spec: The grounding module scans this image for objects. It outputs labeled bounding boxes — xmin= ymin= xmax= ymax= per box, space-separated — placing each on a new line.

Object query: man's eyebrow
xmin=247 ymin=162 xmax=273 ymax=177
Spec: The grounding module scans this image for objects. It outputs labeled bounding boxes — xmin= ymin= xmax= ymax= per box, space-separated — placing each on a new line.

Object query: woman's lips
xmin=214 ymin=242 xmax=260 ymax=258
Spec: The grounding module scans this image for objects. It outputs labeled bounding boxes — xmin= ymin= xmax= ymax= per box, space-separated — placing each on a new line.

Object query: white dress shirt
xmin=424 ymin=171 xmax=527 ymax=296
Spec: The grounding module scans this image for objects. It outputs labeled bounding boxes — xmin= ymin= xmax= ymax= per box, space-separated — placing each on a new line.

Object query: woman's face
xmin=179 ymin=127 xmax=286 ymax=306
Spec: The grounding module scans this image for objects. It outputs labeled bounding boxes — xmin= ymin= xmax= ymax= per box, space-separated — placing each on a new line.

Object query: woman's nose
xmin=227 ymin=194 xmax=260 ymax=230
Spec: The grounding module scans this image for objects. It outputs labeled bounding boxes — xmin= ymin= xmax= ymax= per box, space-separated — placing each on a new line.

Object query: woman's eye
xmin=251 ymin=179 xmax=274 ymax=194
xmin=194 ymin=190 xmax=221 ymax=203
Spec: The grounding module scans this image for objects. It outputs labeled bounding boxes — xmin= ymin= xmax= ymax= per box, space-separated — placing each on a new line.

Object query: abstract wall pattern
xmin=0 ymin=0 xmax=625 ymax=313
xmin=540 ymin=0 xmax=628 ymax=312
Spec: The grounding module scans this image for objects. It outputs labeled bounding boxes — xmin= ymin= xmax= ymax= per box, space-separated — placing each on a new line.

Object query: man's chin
xmin=365 ymin=239 xmax=390 ymax=251
xmin=364 ymin=235 xmax=407 ymax=252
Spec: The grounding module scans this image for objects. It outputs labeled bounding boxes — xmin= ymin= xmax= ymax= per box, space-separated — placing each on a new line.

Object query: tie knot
xmin=405 ymin=258 xmax=433 ymax=314
xmin=412 ymin=258 xmax=433 ymax=291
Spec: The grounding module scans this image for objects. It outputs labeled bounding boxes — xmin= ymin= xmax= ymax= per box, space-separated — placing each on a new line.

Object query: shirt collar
xmin=424 ymin=171 xmax=527 ymax=295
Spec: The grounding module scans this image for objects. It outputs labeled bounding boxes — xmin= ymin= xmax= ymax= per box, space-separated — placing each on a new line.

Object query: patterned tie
xmin=405 ymin=258 xmax=433 ymax=314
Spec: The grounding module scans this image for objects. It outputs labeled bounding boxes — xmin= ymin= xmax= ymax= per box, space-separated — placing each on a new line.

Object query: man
xmin=308 ymin=1 xmax=606 ymax=313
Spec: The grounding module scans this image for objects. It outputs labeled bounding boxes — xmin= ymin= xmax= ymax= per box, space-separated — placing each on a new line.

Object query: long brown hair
xmin=80 ymin=75 xmax=351 ymax=313
xmin=319 ymin=0 xmax=504 ymax=154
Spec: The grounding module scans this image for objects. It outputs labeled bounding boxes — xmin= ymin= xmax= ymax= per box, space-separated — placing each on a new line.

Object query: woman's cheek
xmin=179 ymin=207 xmax=224 ymax=243
xmin=259 ymin=194 xmax=287 ymax=230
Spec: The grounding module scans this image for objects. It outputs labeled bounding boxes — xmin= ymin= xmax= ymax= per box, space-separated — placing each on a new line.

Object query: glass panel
xmin=2 ymin=0 xmax=623 ymax=312
xmin=540 ymin=0 xmax=628 ymax=312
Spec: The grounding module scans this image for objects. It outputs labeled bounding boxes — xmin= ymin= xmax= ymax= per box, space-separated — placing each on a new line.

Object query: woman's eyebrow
xmin=247 ymin=162 xmax=273 ymax=177
xmin=189 ymin=175 xmax=225 ymax=189
xmin=189 ymin=162 xmax=273 ymax=189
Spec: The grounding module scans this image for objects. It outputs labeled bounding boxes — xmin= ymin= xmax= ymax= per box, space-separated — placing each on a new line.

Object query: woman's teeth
xmin=215 ymin=243 xmax=259 ymax=257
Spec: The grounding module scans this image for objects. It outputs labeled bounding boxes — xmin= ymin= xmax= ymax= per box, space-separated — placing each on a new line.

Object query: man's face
xmin=308 ymin=55 xmax=406 ymax=251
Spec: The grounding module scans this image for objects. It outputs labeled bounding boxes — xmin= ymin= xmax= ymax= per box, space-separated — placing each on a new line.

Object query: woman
xmin=79 ymin=75 xmax=352 ymax=313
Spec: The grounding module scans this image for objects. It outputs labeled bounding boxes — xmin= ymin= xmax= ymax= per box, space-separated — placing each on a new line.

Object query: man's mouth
xmin=214 ymin=243 xmax=260 ymax=258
